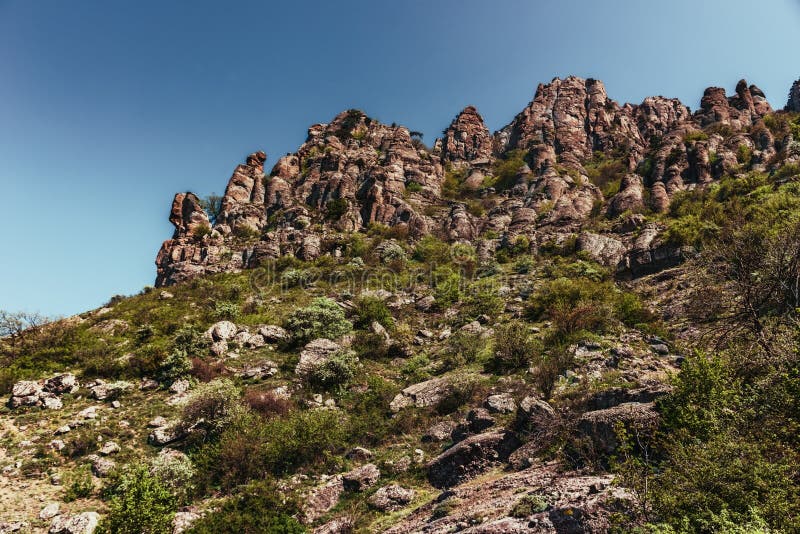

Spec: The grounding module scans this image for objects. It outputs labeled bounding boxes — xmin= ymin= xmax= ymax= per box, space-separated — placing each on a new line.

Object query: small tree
xmin=285 ymin=298 xmax=352 ymax=345
xmin=490 ymin=321 xmax=540 ymax=373
xmin=99 ymin=463 xmax=177 ymax=534
xmin=199 ymin=194 xmax=223 ymax=224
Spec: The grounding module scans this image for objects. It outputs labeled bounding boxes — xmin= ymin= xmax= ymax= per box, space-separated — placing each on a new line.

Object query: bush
xmin=244 ymin=389 xmax=292 ymax=419
xmin=63 ymin=466 xmax=94 ymax=502
xmin=308 ymin=349 xmax=358 ymax=391
xmin=285 ymin=298 xmax=352 ymax=345
xmin=212 ymin=301 xmax=240 ymax=321
xmin=99 ymin=463 xmax=177 ymax=534
xmin=490 ymin=321 xmax=541 ymax=372
xmin=157 ymin=349 xmax=192 ymax=385
xmin=181 ymin=378 xmax=246 ymax=440
xmin=187 ymin=480 xmax=304 ymax=534
xmin=172 ymin=325 xmax=208 ymax=355
xmin=379 ymin=241 xmax=407 ymax=263
xmin=413 ymin=235 xmax=451 ymax=264
xmin=352 ymin=295 xmax=393 ymax=330
xmin=150 ymin=452 xmax=195 ymax=505
xmin=442 ymin=331 xmax=487 ymax=370
xmin=461 ymin=279 xmax=504 ymax=320
xmin=326 ymin=198 xmax=349 ymax=220
xmin=281 ymin=268 xmax=311 ymax=288
xmin=195 ymin=410 xmax=348 ymax=489
xmin=433 ymin=268 xmax=462 ymax=307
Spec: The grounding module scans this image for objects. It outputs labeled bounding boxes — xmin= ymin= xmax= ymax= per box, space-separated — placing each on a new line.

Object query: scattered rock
xmin=206 ymin=321 xmax=238 ymax=342
xmin=515 ymin=396 xmax=556 ymax=431
xmin=345 ymin=447 xmax=373 ymax=462
xmin=89 ymin=455 xmax=116 ymax=477
xmin=423 ymin=420 xmax=457 ymax=442
xmin=427 ymin=430 xmax=522 ymax=488
xmin=577 ymin=402 xmax=660 ymax=455
xmin=258 ymin=325 xmax=289 ymax=343
xmin=99 ymin=441 xmax=120 ymax=455
xmin=369 ymin=484 xmax=415 ymax=511
xmin=172 ymin=511 xmax=201 ymax=534
xmin=39 ymin=503 xmax=60 ymax=520
xmin=390 ymin=376 xmax=452 ymax=412
xmin=49 ymin=512 xmax=100 ymax=534
xmin=90 ymin=381 xmax=130 ymax=401
xmin=43 ymin=373 xmax=79 ymax=395
xmin=304 ymin=476 xmax=344 ymax=524
xmin=169 ymin=379 xmax=190 ymax=394
xmin=485 ymin=393 xmax=516 ymax=414
xmin=238 ymin=359 xmax=278 ymax=380
xmin=342 ymin=463 xmax=380 ymax=492
xmin=296 ymin=338 xmax=341 ymax=377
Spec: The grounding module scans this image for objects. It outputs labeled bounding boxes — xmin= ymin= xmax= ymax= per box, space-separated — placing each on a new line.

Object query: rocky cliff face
xmin=156 ymin=76 xmax=800 ymax=286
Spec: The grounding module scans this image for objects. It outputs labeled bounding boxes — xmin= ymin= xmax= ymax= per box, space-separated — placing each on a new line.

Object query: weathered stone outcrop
xmin=155 ymin=76 xmax=796 ymax=286
xmin=426 ymin=430 xmax=521 ymax=488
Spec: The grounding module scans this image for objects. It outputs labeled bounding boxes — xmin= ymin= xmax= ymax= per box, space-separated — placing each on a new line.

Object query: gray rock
xmin=515 ymin=396 xmax=556 ymax=431
xmin=485 ymin=393 xmax=516 ymax=414
xmin=342 ymin=463 xmax=380 ymax=492
xmin=369 ymin=484 xmax=415 ymax=511
xmin=423 ymin=421 xmax=457 ymax=442
xmin=89 ymin=455 xmax=116 ymax=477
xmin=258 ymin=325 xmax=289 ymax=343
xmin=39 ymin=503 xmax=60 ymax=520
xmin=49 ymin=512 xmax=100 ymax=534
xmin=43 ymin=373 xmax=79 ymax=395
xmin=577 ymin=402 xmax=659 ymax=455
xmin=304 ymin=476 xmax=344 ymax=523
xmin=389 ymin=376 xmax=452 ymax=412
xmin=206 ymin=320 xmax=238 ymax=342
xmin=427 ymin=430 xmax=521 ymax=488
xmin=296 ymin=338 xmax=340 ymax=377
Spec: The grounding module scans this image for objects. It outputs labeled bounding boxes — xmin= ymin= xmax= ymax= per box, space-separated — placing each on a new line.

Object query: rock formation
xmin=155 ymin=76 xmax=797 ymax=286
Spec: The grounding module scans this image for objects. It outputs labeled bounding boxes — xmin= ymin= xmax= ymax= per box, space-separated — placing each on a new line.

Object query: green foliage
xmin=195 ymin=409 xmax=348 ymax=490
xmin=192 ymin=223 xmax=212 ymax=239
xmin=736 ymin=143 xmax=752 ymax=167
xmin=63 ymin=466 xmax=94 ymax=502
xmin=99 ymin=463 xmax=177 ymax=534
xmin=157 ymin=349 xmax=192 ymax=385
xmin=232 ymin=224 xmax=260 ymax=240
xmin=490 ymin=320 xmax=540 ymax=372
xmin=285 ymin=297 xmax=352 ymax=345
xmin=413 ymin=235 xmax=451 ymax=264
xmin=461 ymin=279 xmax=504 ymax=320
xmin=511 ymin=494 xmax=549 ymax=517
xmin=491 ymin=149 xmax=528 ymax=191
xmin=181 ymin=378 xmax=245 ymax=440
xmin=308 ymin=348 xmax=358 ymax=391
xmin=212 ymin=301 xmax=240 ymax=321
xmin=280 ymin=268 xmax=311 ymax=288
xmin=433 ymin=268 xmax=462 ymax=307
xmin=682 ymin=130 xmax=709 ymax=143
xmin=441 ymin=166 xmax=467 ymax=198
xmin=585 ymin=152 xmax=626 ymax=199
xmin=441 ymin=331 xmax=488 ymax=370
xmin=325 ymin=198 xmax=349 ymax=220
xmin=352 ymin=295 xmax=393 ymax=330
xmin=188 ymin=480 xmax=305 ymax=534
xmin=150 ymin=451 xmax=195 ymax=505
xmin=405 ymin=181 xmax=423 ymax=193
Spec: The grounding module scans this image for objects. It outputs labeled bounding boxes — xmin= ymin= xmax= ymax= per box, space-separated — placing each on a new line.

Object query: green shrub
xmin=406 ymin=181 xmax=423 ymax=193
xmin=379 ymin=241 xmax=407 ymax=263
xmin=511 ymin=494 xmax=549 ymax=517
xmin=187 ymin=480 xmax=304 ymax=534
xmin=491 ymin=149 xmax=528 ymax=191
xmin=285 ymin=298 xmax=352 ymax=345
xmin=181 ymin=378 xmax=246 ymax=440
xmin=63 ymin=466 xmax=94 ymax=502
xmin=413 ymin=235 xmax=451 ymax=264
xmin=172 ymin=325 xmax=208 ymax=355
xmin=461 ymin=279 xmax=504 ymax=320
xmin=433 ymin=268 xmax=462 ymax=307
xmin=212 ymin=301 xmax=240 ymax=321
xmin=99 ymin=463 xmax=177 ymax=534
xmin=352 ymin=295 xmax=393 ymax=330
xmin=308 ymin=349 xmax=358 ymax=391
xmin=325 ymin=198 xmax=349 ymax=220
xmin=150 ymin=451 xmax=195 ymax=505
xmin=490 ymin=321 xmax=541 ymax=372
xmin=195 ymin=410 xmax=348 ymax=489
xmin=280 ymin=268 xmax=311 ymax=288
xmin=157 ymin=349 xmax=192 ymax=385
xmin=442 ymin=331 xmax=487 ymax=370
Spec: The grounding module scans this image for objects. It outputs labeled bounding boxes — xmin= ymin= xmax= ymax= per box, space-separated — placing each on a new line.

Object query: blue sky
xmin=2 ymin=0 xmax=800 ymax=317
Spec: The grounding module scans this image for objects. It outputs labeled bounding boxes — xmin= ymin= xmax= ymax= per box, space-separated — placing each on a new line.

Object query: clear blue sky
xmin=2 ymin=0 xmax=800 ymax=318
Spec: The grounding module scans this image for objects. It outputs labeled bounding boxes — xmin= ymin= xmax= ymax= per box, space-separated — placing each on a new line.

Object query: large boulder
xmin=295 ymin=339 xmax=341 ymax=377
xmin=342 ymin=463 xmax=380 ymax=492
xmin=577 ymin=402 xmax=659 ymax=455
xmin=303 ymin=476 xmax=344 ymax=524
xmin=206 ymin=321 xmax=238 ymax=342
xmin=426 ymin=430 xmax=521 ymax=488
xmin=49 ymin=512 xmax=100 ymax=534
xmin=369 ymin=484 xmax=415 ymax=511
xmin=43 ymin=373 xmax=79 ymax=395
xmin=389 ymin=376 xmax=453 ymax=412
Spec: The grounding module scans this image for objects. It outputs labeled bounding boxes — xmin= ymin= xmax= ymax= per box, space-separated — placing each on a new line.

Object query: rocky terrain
xmin=2 ymin=75 xmax=800 ymax=533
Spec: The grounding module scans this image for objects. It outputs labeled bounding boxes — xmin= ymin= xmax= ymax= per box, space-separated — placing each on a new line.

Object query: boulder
xmin=427 ymin=430 xmax=521 ymax=488
xmin=172 ymin=511 xmax=201 ymax=534
xmin=206 ymin=321 xmax=238 ymax=342
xmin=238 ymin=359 xmax=278 ymax=380
xmin=369 ymin=484 xmax=415 ymax=511
xmin=485 ymin=393 xmax=516 ymax=414
xmin=43 ymin=373 xmax=79 ymax=395
xmin=304 ymin=476 xmax=344 ymax=524
xmin=90 ymin=381 xmax=130 ymax=401
xmin=342 ymin=463 xmax=380 ymax=492
xmin=389 ymin=376 xmax=452 ymax=412
xmin=577 ymin=402 xmax=659 ymax=454
xmin=423 ymin=420 xmax=457 ymax=442
xmin=515 ymin=396 xmax=556 ymax=432
xmin=258 ymin=325 xmax=289 ymax=343
xmin=89 ymin=455 xmax=116 ymax=477
xmin=296 ymin=339 xmax=340 ymax=377
xmin=49 ymin=512 xmax=100 ymax=534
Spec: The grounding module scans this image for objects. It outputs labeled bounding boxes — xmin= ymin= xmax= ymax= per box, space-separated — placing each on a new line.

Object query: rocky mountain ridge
xmin=156 ymin=75 xmax=800 ymax=286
